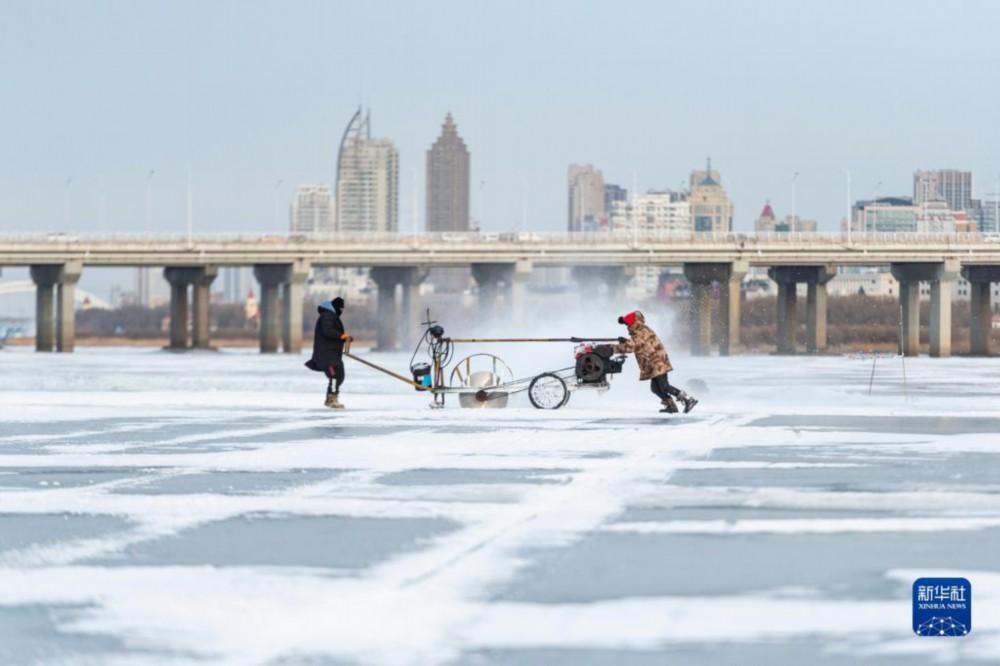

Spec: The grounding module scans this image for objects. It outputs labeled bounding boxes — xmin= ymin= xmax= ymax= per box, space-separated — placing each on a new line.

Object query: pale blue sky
xmin=1 ymin=0 xmax=999 ymax=239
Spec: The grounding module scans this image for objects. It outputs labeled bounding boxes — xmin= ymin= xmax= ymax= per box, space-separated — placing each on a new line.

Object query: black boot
xmin=660 ymin=397 xmax=679 ymax=413
xmin=677 ymin=391 xmax=698 ymax=414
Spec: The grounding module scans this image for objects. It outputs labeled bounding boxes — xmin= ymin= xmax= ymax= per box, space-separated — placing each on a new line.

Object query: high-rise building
xmin=290 ymin=185 xmax=334 ymax=234
xmin=221 ymin=267 xmax=250 ymax=304
xmin=609 ymin=190 xmax=690 ymax=293
xmin=425 ymin=113 xmax=470 ymax=232
xmin=971 ymin=195 xmax=1000 ymax=234
xmin=134 ymin=268 xmax=151 ymax=306
xmin=755 ymin=201 xmax=817 ymax=232
xmin=689 ymin=158 xmax=733 ymax=233
xmin=603 ymin=184 xmax=628 ymax=225
xmin=689 ymin=166 xmax=721 ymax=191
xmin=913 ymin=169 xmax=973 ymax=211
xmin=610 ymin=191 xmax=690 ymax=233
xmin=853 ymin=197 xmax=975 ymax=232
xmin=335 ymin=108 xmax=399 ymax=233
xmin=567 ymin=164 xmax=605 ymax=231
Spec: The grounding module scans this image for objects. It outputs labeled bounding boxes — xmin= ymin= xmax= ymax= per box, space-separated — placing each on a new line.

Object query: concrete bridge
xmin=4 ymin=230 xmax=1000 ymax=357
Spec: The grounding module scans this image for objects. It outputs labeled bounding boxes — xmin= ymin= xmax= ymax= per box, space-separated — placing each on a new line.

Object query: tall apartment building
xmin=914 ymin=169 xmax=973 ymax=211
xmin=567 ymin=164 xmax=606 ymax=231
xmin=610 ymin=191 xmax=691 ymax=233
xmin=603 ymin=184 xmax=627 ymax=225
xmin=289 ymin=185 xmax=333 ymax=234
xmin=221 ymin=267 xmax=251 ymax=303
xmin=426 ymin=113 xmax=470 ymax=232
xmin=610 ymin=191 xmax=691 ymax=294
xmin=335 ymin=108 xmax=399 ymax=233
xmin=689 ymin=159 xmax=733 ymax=232
xmin=972 ymin=195 xmax=1000 ymax=234
xmin=134 ymin=268 xmax=151 ymax=306
xmin=853 ymin=197 xmax=975 ymax=232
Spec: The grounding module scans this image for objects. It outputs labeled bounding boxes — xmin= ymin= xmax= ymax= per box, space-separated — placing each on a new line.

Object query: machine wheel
xmin=528 ymin=373 xmax=569 ymax=410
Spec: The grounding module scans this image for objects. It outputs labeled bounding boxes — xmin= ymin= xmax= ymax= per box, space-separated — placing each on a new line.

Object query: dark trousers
xmin=650 ymin=373 xmax=681 ymax=402
xmin=325 ymin=357 xmax=345 ymax=393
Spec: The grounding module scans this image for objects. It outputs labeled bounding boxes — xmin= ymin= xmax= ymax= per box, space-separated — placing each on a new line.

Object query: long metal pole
xmin=64 ymin=177 xmax=72 ymax=230
xmin=186 ymin=165 xmax=193 ymax=245
xmin=631 ymin=170 xmax=638 ymax=244
xmin=791 ymin=171 xmax=799 ymax=227
xmin=842 ymin=168 xmax=851 ymax=244
xmin=447 ymin=337 xmax=620 ymax=343
xmin=141 ymin=169 xmax=155 ymax=307
xmin=98 ymin=175 xmax=106 ymax=232
xmin=146 ymin=170 xmax=155 ymax=230
xmin=273 ymin=178 xmax=283 ymax=230
xmin=343 ymin=350 xmax=429 ymax=390
xmin=412 ymin=168 xmax=418 ymax=235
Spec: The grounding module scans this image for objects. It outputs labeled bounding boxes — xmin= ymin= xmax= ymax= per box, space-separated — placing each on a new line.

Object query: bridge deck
xmin=2 ymin=232 xmax=1000 ymax=267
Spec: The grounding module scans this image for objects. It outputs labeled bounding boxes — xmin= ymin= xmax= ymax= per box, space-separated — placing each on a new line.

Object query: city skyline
xmin=1 ymin=0 xmax=999 ymax=239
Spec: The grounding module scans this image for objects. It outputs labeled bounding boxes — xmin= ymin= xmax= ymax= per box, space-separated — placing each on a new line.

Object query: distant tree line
xmin=734 ymin=295 xmax=993 ymax=352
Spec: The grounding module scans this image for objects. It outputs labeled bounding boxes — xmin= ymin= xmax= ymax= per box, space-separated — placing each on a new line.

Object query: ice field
xmin=3 ymin=345 xmax=1000 ymax=664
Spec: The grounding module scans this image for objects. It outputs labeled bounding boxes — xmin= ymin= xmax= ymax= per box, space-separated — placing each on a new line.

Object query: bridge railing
xmin=1 ymin=230 xmax=998 ymax=245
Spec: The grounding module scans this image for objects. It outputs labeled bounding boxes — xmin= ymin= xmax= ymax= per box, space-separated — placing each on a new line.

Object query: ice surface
xmin=1 ymin=346 xmax=1000 ymax=664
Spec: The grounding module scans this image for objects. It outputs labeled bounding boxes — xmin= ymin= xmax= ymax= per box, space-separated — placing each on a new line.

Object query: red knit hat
xmin=618 ymin=311 xmax=637 ymax=327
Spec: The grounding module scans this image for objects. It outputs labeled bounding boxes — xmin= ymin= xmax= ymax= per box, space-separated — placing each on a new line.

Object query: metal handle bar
xmin=344 ymin=351 xmax=431 ymax=391
xmin=445 ymin=337 xmax=620 ymax=343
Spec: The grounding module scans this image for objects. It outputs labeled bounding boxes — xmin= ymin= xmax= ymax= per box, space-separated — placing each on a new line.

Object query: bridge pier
xmin=571 ymin=266 xmax=631 ymax=304
xmin=472 ymin=262 xmax=532 ymax=323
xmin=806 ymin=279 xmax=828 ymax=353
xmin=718 ymin=262 xmax=746 ymax=355
xmin=683 ymin=262 xmax=745 ymax=355
xmin=399 ymin=268 xmax=428 ymax=348
xmin=34 ymin=273 xmax=56 ymax=352
xmin=30 ymin=266 xmax=58 ymax=352
xmin=164 ymin=266 xmax=217 ymax=350
xmin=509 ymin=261 xmax=532 ymax=321
xmin=891 ymin=261 xmax=958 ymax=357
xmin=192 ymin=267 xmax=218 ymax=349
xmin=471 ymin=264 xmax=501 ymax=317
xmin=961 ymin=265 xmax=1000 ymax=356
xmin=767 ymin=265 xmax=835 ymax=354
xmin=164 ymin=269 xmax=190 ymax=350
xmin=282 ymin=262 xmax=310 ymax=354
xmin=55 ymin=262 xmax=82 ymax=352
xmin=254 ymin=263 xmax=309 ymax=354
xmin=29 ymin=262 xmax=82 ymax=353
xmin=776 ymin=281 xmax=797 ymax=354
xmin=370 ymin=267 xmax=425 ymax=351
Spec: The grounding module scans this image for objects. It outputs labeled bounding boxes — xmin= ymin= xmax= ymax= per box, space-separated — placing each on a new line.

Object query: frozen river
xmin=2 ymin=346 xmax=1000 ymax=664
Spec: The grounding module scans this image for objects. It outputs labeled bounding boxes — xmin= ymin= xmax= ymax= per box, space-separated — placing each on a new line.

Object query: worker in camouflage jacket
xmin=614 ymin=310 xmax=698 ymax=414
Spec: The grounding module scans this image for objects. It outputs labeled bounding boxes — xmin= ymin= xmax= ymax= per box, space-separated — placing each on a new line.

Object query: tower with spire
xmin=689 ymin=157 xmax=734 ymax=232
xmin=426 ymin=113 xmax=470 ymax=232
xmin=755 ymin=200 xmax=777 ymax=232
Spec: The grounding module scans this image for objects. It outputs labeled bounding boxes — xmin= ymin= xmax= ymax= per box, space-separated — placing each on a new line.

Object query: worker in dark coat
xmin=305 ymin=297 xmax=351 ymax=408
xmin=614 ymin=310 xmax=698 ymax=414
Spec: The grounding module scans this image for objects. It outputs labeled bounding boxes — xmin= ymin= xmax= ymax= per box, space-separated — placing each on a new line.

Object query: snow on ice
xmin=2 ymin=346 xmax=1000 ymax=664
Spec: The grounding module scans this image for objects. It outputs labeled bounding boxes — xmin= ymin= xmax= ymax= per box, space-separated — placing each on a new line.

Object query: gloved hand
xmin=341 ymin=333 xmax=353 ymax=342
xmin=617 ymin=336 xmax=628 ymax=344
